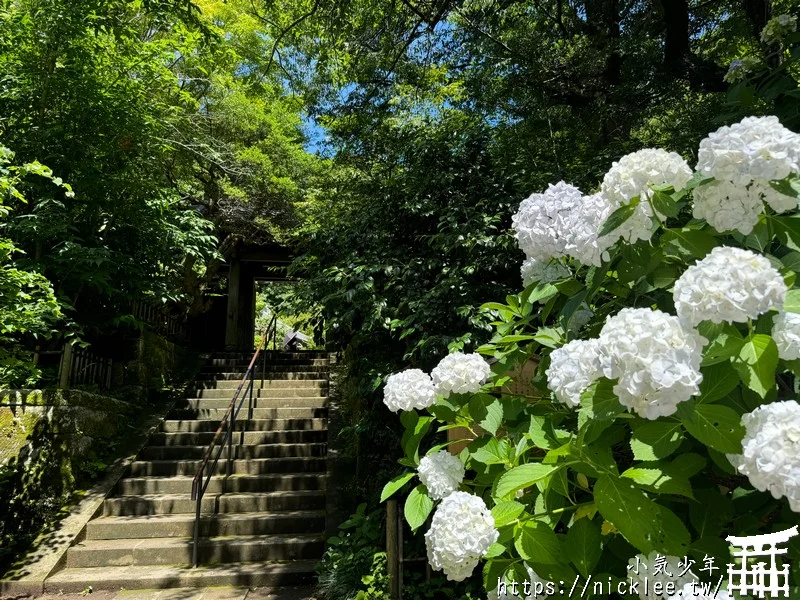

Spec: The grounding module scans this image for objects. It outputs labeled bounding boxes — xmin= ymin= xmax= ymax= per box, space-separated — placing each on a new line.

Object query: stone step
xmin=86 ymin=511 xmax=326 ymax=539
xmin=195 ymin=372 xmax=328 ymax=382
xmin=208 ymin=351 xmax=329 ymax=359
xmin=139 ymin=443 xmax=328 ymax=460
xmin=200 ymin=365 xmax=329 ymax=374
xmin=66 ymin=534 xmax=324 ymax=568
xmin=103 ymin=490 xmax=327 ymax=516
xmin=128 ymin=457 xmax=328 ymax=477
xmin=160 ymin=418 xmax=327 ymax=433
xmin=207 ymin=358 xmax=330 ymax=367
xmin=168 ymin=407 xmax=328 ymax=420
xmin=189 ymin=387 xmax=327 ymax=399
xmin=177 ymin=397 xmax=329 ymax=410
xmin=116 ymin=474 xmax=328 ymax=495
xmin=150 ymin=429 xmax=328 ymax=446
xmin=44 ymin=561 xmax=317 ymax=592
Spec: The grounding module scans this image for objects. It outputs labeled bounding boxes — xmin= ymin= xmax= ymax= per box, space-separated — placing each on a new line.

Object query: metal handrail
xmin=190 ymin=312 xmax=278 ymax=567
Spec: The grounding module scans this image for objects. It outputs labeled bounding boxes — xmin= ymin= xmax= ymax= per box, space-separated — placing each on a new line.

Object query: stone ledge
xmin=0 ymin=413 xmax=165 ymax=597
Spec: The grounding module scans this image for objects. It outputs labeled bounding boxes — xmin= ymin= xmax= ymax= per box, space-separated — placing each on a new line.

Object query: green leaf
xmin=699 ymin=322 xmax=745 ymax=366
xmin=578 ymin=379 xmax=624 ymax=425
xmin=690 ymin=488 xmax=733 ymax=538
xmin=491 ymin=501 xmax=525 ymax=527
xmin=566 ymin=518 xmax=602 ymax=577
xmin=784 ymin=289 xmax=800 ymax=314
xmin=771 ymin=215 xmax=800 ymax=251
xmin=662 ymin=229 xmax=718 ymax=259
xmin=468 ymin=396 xmax=504 ymax=435
xmin=677 ymin=401 xmax=745 ymax=454
xmin=651 ymin=189 xmax=679 ymax=218
xmin=621 ymin=460 xmax=695 ymax=499
xmin=380 ymin=472 xmax=415 ymax=502
xmin=732 ymin=334 xmax=778 ymax=398
xmin=698 ymin=362 xmax=740 ymax=403
xmin=404 ymin=484 xmax=434 ymax=532
xmin=630 ymin=422 xmax=684 ymax=461
xmin=594 ymin=475 xmax=690 ymax=555
xmin=514 ymin=521 xmax=561 ymax=564
xmin=599 ymin=200 xmax=639 ymax=238
xmin=400 ymin=412 xmax=434 ymax=464
xmin=495 ymin=463 xmax=560 ymax=500
xmin=470 ymin=437 xmax=511 ymax=465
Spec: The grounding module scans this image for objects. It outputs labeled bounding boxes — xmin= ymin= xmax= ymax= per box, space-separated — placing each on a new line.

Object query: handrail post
xmin=227 ymin=416 xmax=233 ymax=479
xmin=192 ymin=475 xmax=201 ymax=568
xmin=248 ymin=364 xmax=254 ymax=422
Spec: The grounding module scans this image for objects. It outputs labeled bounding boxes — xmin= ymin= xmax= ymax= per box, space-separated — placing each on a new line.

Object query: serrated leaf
xmin=690 ymin=488 xmax=733 ymax=538
xmin=651 ymin=189 xmax=679 ymax=218
xmin=491 ymin=501 xmax=525 ymax=527
xmin=566 ymin=518 xmax=602 ymax=577
xmin=698 ymin=362 xmax=740 ymax=403
xmin=732 ymin=334 xmax=778 ymax=398
xmin=594 ymin=475 xmax=690 ymax=555
xmin=404 ymin=484 xmax=434 ymax=532
xmin=495 ymin=463 xmax=560 ymax=500
xmin=784 ymin=289 xmax=800 ymax=314
xmin=470 ymin=437 xmax=510 ymax=465
xmin=380 ymin=472 xmax=415 ymax=502
xmin=662 ymin=229 xmax=718 ymax=259
xmin=677 ymin=401 xmax=745 ymax=454
xmin=630 ymin=422 xmax=684 ymax=461
xmin=514 ymin=521 xmax=560 ymax=564
xmin=599 ymin=201 xmax=639 ymax=238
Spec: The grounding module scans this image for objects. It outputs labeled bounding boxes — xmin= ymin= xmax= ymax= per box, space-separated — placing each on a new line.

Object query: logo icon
xmin=726 ymin=526 xmax=798 ymax=598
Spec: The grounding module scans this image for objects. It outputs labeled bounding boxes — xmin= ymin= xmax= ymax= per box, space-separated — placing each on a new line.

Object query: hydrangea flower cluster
xmin=546 ymin=339 xmax=602 ymax=408
xmin=724 ymin=56 xmax=761 ymax=83
xmin=673 ymin=246 xmax=787 ymax=327
xmin=598 ymin=308 xmax=705 ymax=419
xmin=697 ymin=116 xmax=800 ymax=185
xmin=511 ymin=182 xmax=613 ymax=267
xmin=761 ymin=13 xmax=798 ymax=44
xmin=772 ymin=312 xmax=800 ymax=360
xmin=727 ymin=400 xmax=800 ymax=512
xmin=694 ymin=117 xmax=800 ymax=232
xmin=383 ymin=369 xmax=436 ymax=412
xmin=487 ymin=564 xmax=552 ymax=600
xmin=520 ymin=257 xmax=571 ymax=287
xmin=628 ymin=553 xmax=697 ymax=600
xmin=600 ymin=148 xmax=693 ymax=243
xmin=424 ymin=491 xmax=499 ymax=581
xmin=431 ymin=352 xmax=491 ymax=397
xmin=417 ymin=450 xmax=465 ymax=500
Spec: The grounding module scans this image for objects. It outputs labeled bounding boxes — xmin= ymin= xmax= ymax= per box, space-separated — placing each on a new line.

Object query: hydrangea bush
xmin=380 ymin=114 xmax=800 ymax=598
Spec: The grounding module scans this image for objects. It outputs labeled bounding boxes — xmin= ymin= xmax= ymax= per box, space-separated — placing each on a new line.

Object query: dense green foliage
xmin=0 ymin=0 xmax=316 ymax=383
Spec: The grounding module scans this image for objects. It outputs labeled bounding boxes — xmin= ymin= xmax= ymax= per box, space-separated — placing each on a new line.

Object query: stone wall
xmin=0 ymin=389 xmax=136 ymax=570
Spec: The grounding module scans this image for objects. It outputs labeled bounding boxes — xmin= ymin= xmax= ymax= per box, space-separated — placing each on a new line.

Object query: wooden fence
xmin=58 ymin=343 xmax=113 ymax=390
xmin=132 ymin=300 xmax=186 ymax=340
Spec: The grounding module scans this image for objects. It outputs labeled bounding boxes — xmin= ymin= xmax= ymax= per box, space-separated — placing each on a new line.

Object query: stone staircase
xmin=44 ymin=351 xmax=330 ymax=593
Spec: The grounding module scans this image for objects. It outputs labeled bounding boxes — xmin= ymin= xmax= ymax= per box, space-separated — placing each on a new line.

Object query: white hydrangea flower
xmin=425 ymin=491 xmax=499 ymax=581
xmin=692 ymin=178 xmax=797 ymax=235
xmin=511 ymin=182 xmax=613 ymax=267
xmin=487 ymin=564 xmax=552 ymax=600
xmin=546 ymin=339 xmax=603 ymax=408
xmin=696 ymin=116 xmax=800 ymax=186
xmin=431 ymin=352 xmax=491 ymax=397
xmin=772 ymin=312 xmax=800 ymax=360
xmin=598 ymin=308 xmax=705 ymax=419
xmin=600 ymin=148 xmax=693 ymax=243
xmin=668 ymin=584 xmax=731 ymax=600
xmin=728 ymin=400 xmax=800 ymax=512
xmin=724 ymin=56 xmax=761 ymax=83
xmin=383 ymin=369 xmax=436 ymax=412
xmin=521 ymin=257 xmax=571 ymax=287
xmin=673 ymin=246 xmax=787 ymax=327
xmin=692 ymin=179 xmax=764 ymax=234
xmin=628 ymin=552 xmax=698 ymax=600
xmin=761 ymin=14 xmax=798 ymax=44
xmin=418 ymin=450 xmax=465 ymax=500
